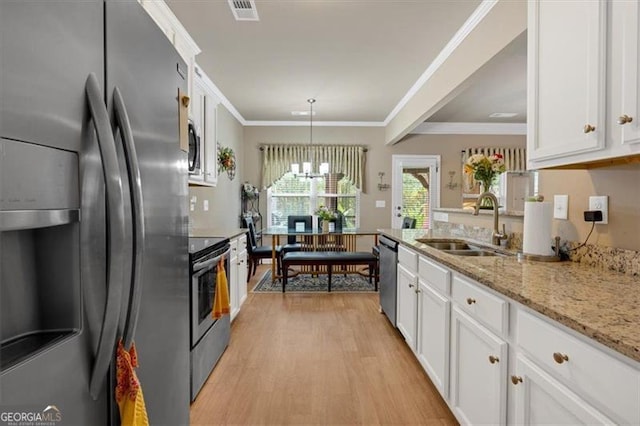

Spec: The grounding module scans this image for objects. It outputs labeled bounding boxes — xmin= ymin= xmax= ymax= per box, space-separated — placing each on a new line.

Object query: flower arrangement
xmin=314 ymin=205 xmax=337 ymax=221
xmin=463 ymin=153 xmax=506 ymax=191
xmin=218 ymin=145 xmax=235 ymax=172
xmin=242 ymin=182 xmax=259 ymax=199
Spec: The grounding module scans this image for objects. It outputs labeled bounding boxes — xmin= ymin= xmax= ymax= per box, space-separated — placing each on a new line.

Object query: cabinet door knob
xmin=466 ymin=297 xmax=476 ymax=305
xmin=408 ymin=283 xmax=415 ymax=288
xmin=583 ymin=124 xmax=596 ymax=133
xmin=553 ymin=352 xmax=569 ymax=364
xmin=617 ymin=114 xmax=633 ymax=125
xmin=415 ymin=288 xmax=420 ymax=294
xmin=511 ymin=375 xmax=523 ymax=385
xmin=489 ymin=355 xmax=499 ymax=364
xmin=181 ymin=95 xmax=190 ymax=107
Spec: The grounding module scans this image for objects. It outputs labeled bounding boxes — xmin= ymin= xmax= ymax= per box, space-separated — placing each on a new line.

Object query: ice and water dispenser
xmin=0 ymin=139 xmax=81 ymax=370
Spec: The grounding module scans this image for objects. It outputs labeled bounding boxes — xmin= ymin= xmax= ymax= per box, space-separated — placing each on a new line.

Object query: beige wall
xmin=242 ymin=127 xmax=526 ymax=231
xmin=189 ymin=105 xmax=244 ymax=231
xmin=539 ymin=165 xmax=640 ymax=251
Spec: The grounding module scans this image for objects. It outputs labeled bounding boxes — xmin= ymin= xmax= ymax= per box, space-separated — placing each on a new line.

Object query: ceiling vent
xmin=228 ymin=0 xmax=259 ymax=21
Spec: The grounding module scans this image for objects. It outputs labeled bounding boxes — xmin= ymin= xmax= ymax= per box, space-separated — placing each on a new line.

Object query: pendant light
xmin=291 ymin=98 xmax=328 ymax=178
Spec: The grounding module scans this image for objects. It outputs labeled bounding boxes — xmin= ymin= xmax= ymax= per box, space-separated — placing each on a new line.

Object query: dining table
xmin=261 ymin=227 xmax=380 ymax=282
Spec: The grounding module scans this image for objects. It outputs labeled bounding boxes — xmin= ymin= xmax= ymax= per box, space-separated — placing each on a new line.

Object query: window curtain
xmin=261 ymin=144 xmax=365 ymax=190
xmin=461 ymin=147 xmax=527 ymax=191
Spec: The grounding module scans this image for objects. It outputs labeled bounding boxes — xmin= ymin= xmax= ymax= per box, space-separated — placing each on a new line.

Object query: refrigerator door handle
xmin=112 ymin=86 xmax=145 ymax=349
xmin=85 ymin=73 xmax=127 ymax=400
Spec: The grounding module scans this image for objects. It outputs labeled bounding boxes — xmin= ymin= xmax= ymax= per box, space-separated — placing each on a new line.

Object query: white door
xmin=450 ymin=307 xmax=508 ymax=426
xmin=396 ymin=264 xmax=418 ymax=351
xmin=512 ymin=355 xmax=613 ymax=425
xmin=391 ymin=155 xmax=440 ymax=229
xmin=417 ymin=281 xmax=450 ymax=398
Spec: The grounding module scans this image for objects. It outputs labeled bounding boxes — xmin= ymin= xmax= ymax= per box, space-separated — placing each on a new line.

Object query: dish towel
xmin=212 ymin=257 xmax=230 ymax=319
xmin=116 ymin=340 xmax=150 ymax=426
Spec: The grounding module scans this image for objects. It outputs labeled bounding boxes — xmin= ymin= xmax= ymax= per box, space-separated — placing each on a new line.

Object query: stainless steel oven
xmin=188 ymin=237 xmax=231 ymax=401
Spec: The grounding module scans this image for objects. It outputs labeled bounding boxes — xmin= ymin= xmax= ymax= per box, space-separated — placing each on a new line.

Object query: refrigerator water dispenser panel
xmin=1 ymin=140 xmax=81 ymax=371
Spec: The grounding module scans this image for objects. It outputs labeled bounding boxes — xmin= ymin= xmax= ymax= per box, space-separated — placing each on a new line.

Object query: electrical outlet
xmin=588 ymin=195 xmax=608 ymax=224
xmin=553 ymin=195 xmax=568 ymax=220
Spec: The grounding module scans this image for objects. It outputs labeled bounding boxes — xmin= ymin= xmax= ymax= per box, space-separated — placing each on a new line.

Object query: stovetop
xmin=188 ymin=237 xmax=229 ymax=257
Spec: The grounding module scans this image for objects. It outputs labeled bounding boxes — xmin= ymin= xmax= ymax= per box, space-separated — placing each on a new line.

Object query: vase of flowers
xmin=464 ymin=153 xmax=506 ymax=207
xmin=315 ymin=205 xmax=337 ymax=233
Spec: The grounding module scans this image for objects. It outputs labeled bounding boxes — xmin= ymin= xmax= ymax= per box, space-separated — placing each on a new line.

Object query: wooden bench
xmin=281 ymin=251 xmax=379 ymax=293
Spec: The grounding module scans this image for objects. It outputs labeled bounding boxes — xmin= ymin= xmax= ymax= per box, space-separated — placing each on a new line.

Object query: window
xmin=267 ymin=173 xmax=360 ymax=228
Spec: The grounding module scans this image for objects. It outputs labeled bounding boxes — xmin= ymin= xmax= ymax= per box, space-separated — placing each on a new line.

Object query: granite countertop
xmin=190 ymin=227 xmax=247 ymax=240
xmin=433 ymin=207 xmax=524 ymax=217
xmin=379 ymin=228 xmax=640 ymax=363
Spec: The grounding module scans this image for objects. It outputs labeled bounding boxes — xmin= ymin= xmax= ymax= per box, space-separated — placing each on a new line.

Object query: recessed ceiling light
xmin=489 ymin=112 xmax=518 ymax=118
xmin=291 ymin=111 xmax=316 ymax=116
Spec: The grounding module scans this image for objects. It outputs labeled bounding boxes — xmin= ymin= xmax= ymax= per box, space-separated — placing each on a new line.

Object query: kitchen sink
xmin=416 ymin=238 xmax=509 ymax=257
xmin=442 ymin=249 xmax=500 ymax=256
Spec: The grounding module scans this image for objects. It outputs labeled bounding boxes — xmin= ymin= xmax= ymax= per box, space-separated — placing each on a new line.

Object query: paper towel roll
xmin=523 ymin=201 xmax=554 ymax=256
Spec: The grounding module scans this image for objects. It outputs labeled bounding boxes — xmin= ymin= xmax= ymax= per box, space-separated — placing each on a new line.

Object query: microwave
xmin=188 ymin=118 xmax=201 ymax=175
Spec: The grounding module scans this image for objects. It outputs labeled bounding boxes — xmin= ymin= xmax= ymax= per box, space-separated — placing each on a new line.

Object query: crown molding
xmin=411 ymin=122 xmax=527 ymax=135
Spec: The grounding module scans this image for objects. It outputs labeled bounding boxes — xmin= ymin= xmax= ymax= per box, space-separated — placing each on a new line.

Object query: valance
xmin=261 ymin=144 xmax=366 ymax=190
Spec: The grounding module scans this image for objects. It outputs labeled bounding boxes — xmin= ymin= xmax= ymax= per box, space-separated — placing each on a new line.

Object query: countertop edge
xmin=190 ymin=228 xmax=247 ymax=240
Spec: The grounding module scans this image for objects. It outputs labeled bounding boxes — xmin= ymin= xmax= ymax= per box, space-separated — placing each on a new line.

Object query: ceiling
xmin=166 ymin=0 xmax=525 ymax=126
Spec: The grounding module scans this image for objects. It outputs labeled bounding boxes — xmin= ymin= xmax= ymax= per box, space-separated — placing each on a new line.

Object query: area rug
xmin=252 ymin=270 xmax=377 ymax=293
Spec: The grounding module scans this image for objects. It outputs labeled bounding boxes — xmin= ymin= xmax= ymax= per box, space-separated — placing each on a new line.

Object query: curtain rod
xmin=259 ymin=145 xmax=368 ymax=152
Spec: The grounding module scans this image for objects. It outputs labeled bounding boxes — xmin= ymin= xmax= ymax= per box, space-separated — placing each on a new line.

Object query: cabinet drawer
xmin=451 ymin=275 xmax=508 ymax=337
xmin=517 ymin=310 xmax=640 ymax=425
xmin=398 ymin=245 xmax=417 ymax=272
xmin=230 ymin=238 xmax=239 ymax=255
xmin=418 ymin=256 xmax=450 ymax=295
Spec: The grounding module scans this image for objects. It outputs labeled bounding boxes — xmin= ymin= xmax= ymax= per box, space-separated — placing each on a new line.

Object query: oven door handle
xmin=193 ymin=248 xmax=231 ymax=272
xmin=85 ymin=73 xmax=127 ymax=400
xmin=113 ymin=86 xmax=145 ymax=350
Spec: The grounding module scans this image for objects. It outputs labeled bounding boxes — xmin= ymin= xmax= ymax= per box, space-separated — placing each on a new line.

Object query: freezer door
xmin=105 ymin=1 xmax=190 ymax=424
xmin=0 ymin=4 xmax=110 ymax=425
xmin=0 ymin=1 xmax=103 ymax=153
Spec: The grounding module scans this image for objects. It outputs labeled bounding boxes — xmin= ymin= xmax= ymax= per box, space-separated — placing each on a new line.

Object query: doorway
xmin=391 ymin=155 xmax=440 ymax=229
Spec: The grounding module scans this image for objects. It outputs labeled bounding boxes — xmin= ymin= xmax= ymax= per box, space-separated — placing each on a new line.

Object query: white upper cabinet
xmin=528 ymin=0 xmax=640 ymax=169
xmin=607 ymin=0 xmax=640 ymax=148
xmin=527 ymin=0 xmax=607 ymax=168
xmin=190 ymin=66 xmax=220 ymax=186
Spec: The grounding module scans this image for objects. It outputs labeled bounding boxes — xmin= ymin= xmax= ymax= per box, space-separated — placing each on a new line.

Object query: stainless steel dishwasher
xmin=379 ymin=235 xmax=398 ymax=326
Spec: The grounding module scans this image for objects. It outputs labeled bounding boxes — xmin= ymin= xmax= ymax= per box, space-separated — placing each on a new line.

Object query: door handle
xmin=113 ymin=86 xmax=146 ymax=350
xmin=85 ymin=73 xmax=127 ymax=400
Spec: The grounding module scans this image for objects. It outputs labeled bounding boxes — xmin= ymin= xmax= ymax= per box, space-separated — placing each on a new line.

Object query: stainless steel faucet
xmin=474 ymin=192 xmax=507 ymax=246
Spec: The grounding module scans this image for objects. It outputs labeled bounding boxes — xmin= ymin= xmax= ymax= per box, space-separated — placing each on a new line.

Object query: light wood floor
xmin=190 ymin=264 xmax=458 ymax=425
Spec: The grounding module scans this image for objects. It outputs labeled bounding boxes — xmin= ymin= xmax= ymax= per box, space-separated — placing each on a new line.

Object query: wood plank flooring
xmin=190 ymin=264 xmax=458 ymax=425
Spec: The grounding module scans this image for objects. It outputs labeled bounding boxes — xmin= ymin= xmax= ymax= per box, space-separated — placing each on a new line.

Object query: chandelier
xmin=291 ymin=98 xmax=329 ymax=178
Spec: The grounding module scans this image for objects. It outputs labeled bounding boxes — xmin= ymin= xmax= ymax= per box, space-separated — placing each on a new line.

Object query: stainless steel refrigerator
xmin=0 ymin=1 xmax=190 ymax=424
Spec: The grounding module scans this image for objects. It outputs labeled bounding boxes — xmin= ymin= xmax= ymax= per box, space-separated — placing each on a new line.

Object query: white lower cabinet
xmin=229 ymin=234 xmax=247 ymax=322
xmin=229 ymin=239 xmax=239 ymax=321
xmin=396 ymin=263 xmax=418 ymax=350
xmin=417 ymin=280 xmax=450 ymax=397
xmin=450 ymin=306 xmax=508 ymax=425
xmin=237 ymin=243 xmax=248 ymax=308
xmin=512 ymin=355 xmax=613 ymax=425
xmin=393 ymin=244 xmax=639 ymax=426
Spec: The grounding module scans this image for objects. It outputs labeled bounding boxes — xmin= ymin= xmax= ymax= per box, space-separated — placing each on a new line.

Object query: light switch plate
xmin=375 ymin=200 xmax=386 ymax=208
xmin=553 ymin=195 xmax=568 ymax=220
xmin=588 ymin=195 xmax=608 ymax=224
xmin=203 ymin=199 xmax=209 ymax=211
